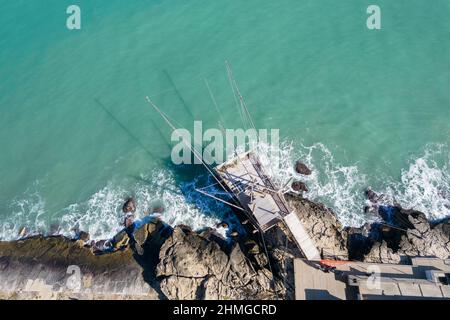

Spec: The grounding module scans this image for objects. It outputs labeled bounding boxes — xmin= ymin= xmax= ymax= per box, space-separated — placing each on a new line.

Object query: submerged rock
xmin=365 ymin=188 xmax=381 ymax=203
xmin=294 ymin=161 xmax=312 ymax=175
xmin=291 ymin=181 xmax=308 ymax=192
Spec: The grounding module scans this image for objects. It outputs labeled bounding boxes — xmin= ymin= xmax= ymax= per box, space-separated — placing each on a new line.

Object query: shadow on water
xmin=132 ymin=154 xmax=236 ymax=222
xmin=162 ymin=69 xmax=195 ymax=120
xmin=94 ymin=98 xmax=166 ymax=163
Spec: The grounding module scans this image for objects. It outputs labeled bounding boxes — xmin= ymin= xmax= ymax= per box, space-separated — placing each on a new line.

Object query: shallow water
xmin=0 ymin=0 xmax=449 ymax=240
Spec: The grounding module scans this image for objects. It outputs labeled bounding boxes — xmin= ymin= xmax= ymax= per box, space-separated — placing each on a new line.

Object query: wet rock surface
xmin=294 ymin=161 xmax=312 ymax=175
xmin=291 ymin=181 xmax=308 ymax=193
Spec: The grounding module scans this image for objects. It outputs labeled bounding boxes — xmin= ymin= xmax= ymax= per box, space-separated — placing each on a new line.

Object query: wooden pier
xmin=215 ymin=151 xmax=321 ymax=261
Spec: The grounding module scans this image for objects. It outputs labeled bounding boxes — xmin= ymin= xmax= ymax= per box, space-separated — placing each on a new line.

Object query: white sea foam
xmin=258 ymin=140 xmax=450 ymax=227
xmin=1 ymin=181 xmax=47 ymax=241
xmin=0 ymin=168 xmax=238 ymax=241
xmin=2 ymin=143 xmax=448 ymax=241
xmin=257 ymin=141 xmax=368 ymax=227
xmin=379 ymin=144 xmax=450 ymax=220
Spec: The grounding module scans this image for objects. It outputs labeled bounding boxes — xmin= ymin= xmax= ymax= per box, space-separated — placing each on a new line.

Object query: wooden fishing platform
xmin=214 ymin=151 xmax=321 ymax=261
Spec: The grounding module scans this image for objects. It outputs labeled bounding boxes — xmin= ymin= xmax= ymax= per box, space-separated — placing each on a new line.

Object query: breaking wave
xmin=1 ymin=169 xmax=239 ymax=241
xmin=1 ymin=142 xmax=448 ymax=241
xmin=258 ymin=141 xmax=368 ymax=227
xmin=259 ymin=140 xmax=450 ymax=227
xmin=378 ymin=144 xmax=450 ymax=220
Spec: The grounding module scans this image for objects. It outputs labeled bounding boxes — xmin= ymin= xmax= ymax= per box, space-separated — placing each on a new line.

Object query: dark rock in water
xmin=294 ymin=161 xmax=312 ymax=175
xmin=365 ymin=188 xmax=379 ymax=203
xmin=122 ymin=197 xmax=136 ymax=213
xmin=77 ymin=231 xmax=90 ymax=242
xmin=123 ymin=214 xmax=135 ymax=228
xmin=291 ymin=181 xmax=308 ymax=192
xmin=363 ymin=205 xmax=375 ymax=214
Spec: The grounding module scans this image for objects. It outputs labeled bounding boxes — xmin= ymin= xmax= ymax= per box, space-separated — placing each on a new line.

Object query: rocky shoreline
xmin=0 ymin=187 xmax=449 ymax=300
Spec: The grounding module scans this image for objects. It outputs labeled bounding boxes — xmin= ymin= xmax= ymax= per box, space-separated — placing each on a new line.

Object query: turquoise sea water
xmin=1 ymin=0 xmax=449 ymax=240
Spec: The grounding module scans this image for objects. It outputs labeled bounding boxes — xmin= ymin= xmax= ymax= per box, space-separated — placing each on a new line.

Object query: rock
xmin=364 ymin=240 xmax=401 ymax=264
xmin=77 ymin=231 xmax=90 ymax=242
xmin=0 ymin=236 xmax=158 ymax=300
xmin=122 ymin=198 xmax=136 ymax=213
xmin=285 ymin=193 xmax=349 ymax=260
xmin=156 ymin=227 xmax=276 ymax=300
xmin=347 ymin=202 xmax=450 ymax=262
xmin=294 ymin=161 xmax=312 ymax=175
xmin=123 ymin=214 xmax=135 ymax=228
xmin=365 ymin=188 xmax=380 ymax=203
xmin=92 ymin=239 xmax=113 ymax=254
xmin=110 ymin=230 xmax=129 ymax=250
xmin=291 ymin=181 xmax=308 ymax=192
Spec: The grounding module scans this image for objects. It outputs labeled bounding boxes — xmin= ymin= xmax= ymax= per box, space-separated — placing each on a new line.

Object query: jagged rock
xmin=364 ymin=241 xmax=401 ymax=264
xmin=110 ymin=230 xmax=129 ymax=250
xmin=133 ymin=225 xmax=149 ymax=247
xmin=365 ymin=188 xmax=380 ymax=203
xmin=122 ymin=198 xmax=136 ymax=213
xmin=0 ymin=236 xmax=158 ymax=300
xmin=124 ymin=214 xmax=135 ymax=228
xmin=292 ymin=181 xmax=308 ymax=192
xmin=285 ymin=194 xmax=349 ymax=260
xmin=348 ymin=203 xmax=450 ymax=262
xmin=294 ymin=161 xmax=312 ymax=175
xmin=397 ymin=215 xmax=450 ymax=259
xmin=156 ymin=227 xmax=276 ymax=300
xmin=77 ymin=231 xmax=90 ymax=242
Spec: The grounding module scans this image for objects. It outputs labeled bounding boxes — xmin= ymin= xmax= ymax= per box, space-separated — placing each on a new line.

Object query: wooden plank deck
xmin=216 ymin=151 xmax=320 ymax=260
